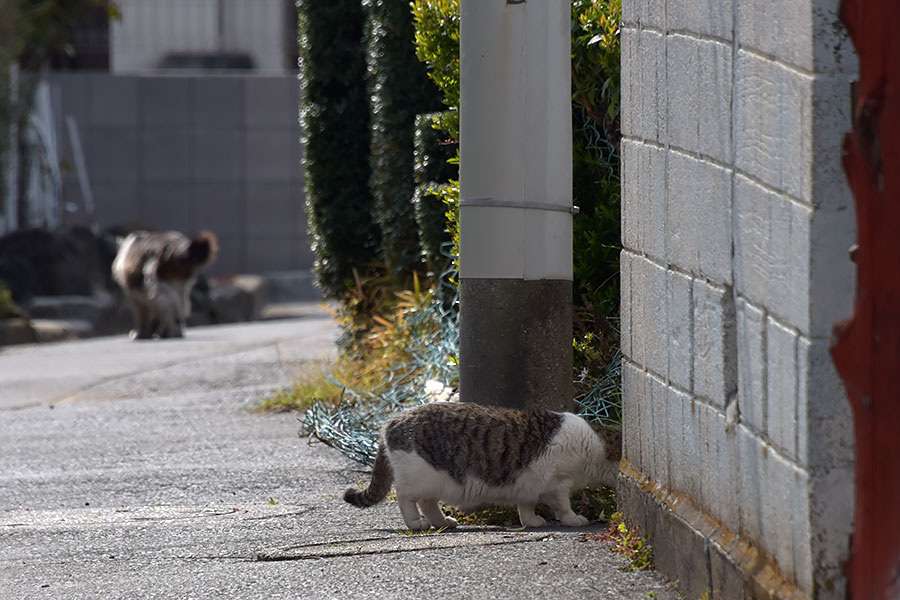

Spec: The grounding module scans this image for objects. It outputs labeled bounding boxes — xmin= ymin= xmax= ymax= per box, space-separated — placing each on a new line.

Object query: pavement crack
xmin=254 ymin=532 xmax=553 ymax=562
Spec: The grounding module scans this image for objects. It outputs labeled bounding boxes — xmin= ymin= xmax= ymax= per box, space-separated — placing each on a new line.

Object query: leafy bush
xmin=411 ymin=0 xmax=460 ymax=140
xmin=414 ymin=112 xmax=456 ymax=274
xmin=298 ymin=0 xmax=382 ymax=300
xmin=411 ymin=0 xmax=460 ymax=273
xmin=365 ymin=0 xmax=442 ymax=280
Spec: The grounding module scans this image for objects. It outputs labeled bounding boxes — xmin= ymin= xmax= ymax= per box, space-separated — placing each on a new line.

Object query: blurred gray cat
xmin=344 ymin=402 xmax=622 ymax=530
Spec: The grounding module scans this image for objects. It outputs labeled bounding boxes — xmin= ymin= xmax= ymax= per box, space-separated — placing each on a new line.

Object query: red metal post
xmin=832 ymin=1 xmax=900 ymax=598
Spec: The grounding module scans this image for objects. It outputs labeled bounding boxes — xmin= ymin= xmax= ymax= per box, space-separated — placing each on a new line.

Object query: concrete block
xmin=642 ymin=144 xmax=667 ymax=262
xmin=192 ymin=130 xmax=244 ymax=183
xmin=735 ymin=51 xmax=813 ymax=202
xmin=621 ymin=139 xmax=665 ymax=260
xmin=765 ymin=317 xmax=798 ymax=459
xmin=245 ymin=76 xmax=301 ymax=128
xmin=139 ymin=77 xmax=190 ymax=127
xmin=666 ymin=386 xmax=688 ymax=493
xmin=809 ymin=75 xmax=857 ymax=337
xmin=639 ymin=370 xmax=658 ymax=480
xmin=736 ymin=297 xmax=767 ymax=433
xmin=667 ymin=151 xmax=732 ymax=283
xmin=87 ymin=129 xmax=139 ymax=184
xmin=667 ymin=269 xmax=693 ymax=392
xmin=139 ymin=183 xmax=193 ymax=233
xmin=647 ymin=373 xmax=669 ymax=485
xmin=620 ymin=28 xmax=638 ymax=139
xmin=812 ymin=0 xmax=857 ymax=74
xmin=790 ymin=466 xmax=813 ymax=596
xmin=807 ymin=464 xmax=854 ymax=599
xmin=622 ymin=359 xmax=644 ymax=469
xmin=622 ymin=0 xmax=665 ymax=30
xmin=620 ymin=139 xmax=640 ymax=252
xmin=737 ymin=424 xmax=764 ymax=543
xmin=638 ymin=30 xmax=667 ymax=143
xmin=737 ymin=0 xmax=813 ymax=71
xmin=629 ymin=255 xmax=646 ymax=368
xmin=797 ymin=337 xmax=854 ymax=471
xmin=245 ymin=183 xmax=298 ymax=237
xmin=140 ymin=130 xmax=191 ymax=183
xmin=733 ymin=175 xmax=812 ymax=334
xmin=192 ymin=77 xmax=245 ymax=127
xmin=693 ymin=280 xmax=737 ymax=409
xmin=89 ymin=75 xmax=138 ymax=127
xmin=701 ymin=403 xmax=741 ymax=534
xmin=667 ymin=0 xmax=733 ymax=41
xmin=620 ymin=250 xmax=634 ymax=359
xmin=682 ymin=395 xmax=703 ymax=503
xmin=92 ymin=183 xmax=140 ymax=227
xmin=643 ymin=259 xmax=668 ymax=379
xmin=245 ymin=129 xmax=300 ymax=183
xmin=709 ymin=538 xmax=747 ymax=600
xmin=759 ymin=448 xmax=800 ymax=585
xmin=666 ymin=35 xmax=733 ymax=163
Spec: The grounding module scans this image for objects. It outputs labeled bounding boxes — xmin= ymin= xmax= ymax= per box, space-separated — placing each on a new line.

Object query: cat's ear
xmin=589 ymin=422 xmax=622 ymax=462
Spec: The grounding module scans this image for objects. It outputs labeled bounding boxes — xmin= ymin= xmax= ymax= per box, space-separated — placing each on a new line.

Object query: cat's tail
xmin=344 ymin=444 xmax=393 ymax=508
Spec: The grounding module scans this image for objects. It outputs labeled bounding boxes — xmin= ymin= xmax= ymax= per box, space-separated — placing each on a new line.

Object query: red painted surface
xmin=832 ymin=1 xmax=900 ymax=598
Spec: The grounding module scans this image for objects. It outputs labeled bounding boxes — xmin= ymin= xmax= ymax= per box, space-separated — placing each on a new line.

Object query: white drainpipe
xmin=459 ymin=0 xmax=574 ymax=411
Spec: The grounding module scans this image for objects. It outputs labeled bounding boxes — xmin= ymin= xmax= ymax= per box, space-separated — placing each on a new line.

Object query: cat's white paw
xmin=438 ymin=516 xmax=459 ymax=529
xmin=561 ymin=514 xmax=589 ymax=527
xmin=406 ymin=517 xmax=431 ymax=531
xmin=521 ymin=514 xmax=546 ymax=528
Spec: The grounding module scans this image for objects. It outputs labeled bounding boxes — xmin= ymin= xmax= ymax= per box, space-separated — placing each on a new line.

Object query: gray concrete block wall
xmin=49 ymin=72 xmax=312 ymax=277
xmin=620 ymin=0 xmax=857 ymax=596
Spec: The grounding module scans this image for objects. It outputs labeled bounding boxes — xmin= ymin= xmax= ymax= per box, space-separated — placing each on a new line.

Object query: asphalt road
xmin=0 ymin=311 xmax=678 ymax=599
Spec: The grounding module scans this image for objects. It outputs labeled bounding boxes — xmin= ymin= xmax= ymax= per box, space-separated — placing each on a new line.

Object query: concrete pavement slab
xmin=0 ymin=316 xmax=679 ymax=599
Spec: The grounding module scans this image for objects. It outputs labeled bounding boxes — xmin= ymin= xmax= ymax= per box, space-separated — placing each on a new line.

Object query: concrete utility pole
xmin=458 ymin=0 xmax=574 ymax=412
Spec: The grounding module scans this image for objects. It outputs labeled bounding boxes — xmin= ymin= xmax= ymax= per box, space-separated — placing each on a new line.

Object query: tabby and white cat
xmin=344 ymin=402 xmax=622 ymax=530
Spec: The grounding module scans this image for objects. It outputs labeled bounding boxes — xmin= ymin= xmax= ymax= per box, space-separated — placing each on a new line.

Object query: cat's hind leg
xmin=398 ymin=497 xmax=430 ymax=531
xmin=516 ymin=503 xmax=546 ymax=528
xmin=417 ymin=499 xmax=458 ymax=529
xmin=545 ymin=488 xmax=589 ymax=527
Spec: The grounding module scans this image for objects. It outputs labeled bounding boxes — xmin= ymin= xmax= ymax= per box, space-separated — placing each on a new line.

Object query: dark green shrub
xmin=365 ymin=0 xmax=442 ymax=279
xmin=298 ymin=0 xmax=381 ymax=299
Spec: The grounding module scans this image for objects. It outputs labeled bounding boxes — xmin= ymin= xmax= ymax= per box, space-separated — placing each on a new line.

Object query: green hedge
xmin=365 ymin=0 xmax=442 ymax=279
xmin=298 ymin=0 xmax=380 ymax=299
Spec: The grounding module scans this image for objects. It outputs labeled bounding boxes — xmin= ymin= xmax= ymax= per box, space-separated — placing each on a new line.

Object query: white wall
xmin=620 ymin=0 xmax=857 ymax=596
xmin=111 ymin=0 xmax=292 ymax=73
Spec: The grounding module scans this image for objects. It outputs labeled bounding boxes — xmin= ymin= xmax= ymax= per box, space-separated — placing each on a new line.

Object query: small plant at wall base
xmin=583 ymin=512 xmax=654 ymax=571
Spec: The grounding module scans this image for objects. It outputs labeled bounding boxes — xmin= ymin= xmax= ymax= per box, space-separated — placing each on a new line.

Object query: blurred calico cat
xmin=344 ymin=402 xmax=622 ymax=530
xmin=112 ymin=230 xmax=217 ymax=340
